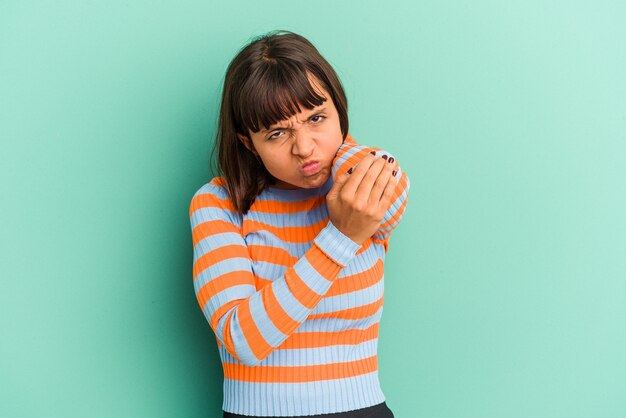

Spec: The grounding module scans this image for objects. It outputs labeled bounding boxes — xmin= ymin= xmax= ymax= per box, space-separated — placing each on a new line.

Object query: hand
xmin=326 ymin=152 xmax=399 ymax=245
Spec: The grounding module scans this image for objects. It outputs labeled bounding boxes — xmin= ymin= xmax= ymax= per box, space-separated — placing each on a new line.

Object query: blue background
xmin=1 ymin=1 xmax=625 ymax=417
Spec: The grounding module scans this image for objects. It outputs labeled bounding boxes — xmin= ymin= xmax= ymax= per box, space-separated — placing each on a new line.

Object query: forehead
xmin=261 ymin=76 xmax=331 ymax=131
xmin=265 ymin=103 xmax=327 ymax=127
xmin=243 ymin=68 xmax=334 ymax=136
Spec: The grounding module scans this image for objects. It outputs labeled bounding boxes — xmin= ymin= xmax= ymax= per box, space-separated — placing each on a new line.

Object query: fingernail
xmin=381 ymin=154 xmax=388 ymax=160
xmin=347 ymin=167 xmax=353 ymax=174
xmin=388 ymin=157 xmax=395 ymax=164
xmin=369 ymin=151 xmax=376 ymax=156
xmin=392 ymin=170 xmax=397 ymax=176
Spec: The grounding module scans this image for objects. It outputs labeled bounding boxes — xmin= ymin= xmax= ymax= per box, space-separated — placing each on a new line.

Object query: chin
xmin=276 ymin=168 xmax=330 ymax=189
xmin=304 ymin=170 xmax=330 ymax=187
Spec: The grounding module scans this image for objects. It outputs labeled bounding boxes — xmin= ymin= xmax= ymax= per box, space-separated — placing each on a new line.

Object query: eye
xmin=267 ymin=115 xmax=325 ymax=140
xmin=268 ymin=131 xmax=283 ymax=140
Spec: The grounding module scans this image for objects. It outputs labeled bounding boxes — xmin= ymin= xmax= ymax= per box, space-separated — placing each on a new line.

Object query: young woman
xmin=189 ymin=30 xmax=410 ymax=418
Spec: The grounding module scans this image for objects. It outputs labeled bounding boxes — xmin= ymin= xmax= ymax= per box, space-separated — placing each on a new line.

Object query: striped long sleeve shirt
xmin=189 ymin=133 xmax=410 ymax=416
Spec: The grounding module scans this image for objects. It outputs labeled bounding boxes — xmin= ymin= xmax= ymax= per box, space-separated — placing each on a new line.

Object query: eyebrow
xmin=262 ymin=107 xmax=328 ymax=133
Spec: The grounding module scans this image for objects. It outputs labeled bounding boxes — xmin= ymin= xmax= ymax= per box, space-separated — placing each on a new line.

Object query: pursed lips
xmin=299 ymin=160 xmax=321 ymax=175
xmin=301 ymin=160 xmax=319 ymax=169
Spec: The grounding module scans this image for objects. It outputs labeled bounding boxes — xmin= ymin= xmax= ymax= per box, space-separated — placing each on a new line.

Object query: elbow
xmin=221 ymin=341 xmax=263 ymax=367
xmin=216 ymin=312 xmax=267 ymax=367
xmin=241 ymin=355 xmax=263 ymax=367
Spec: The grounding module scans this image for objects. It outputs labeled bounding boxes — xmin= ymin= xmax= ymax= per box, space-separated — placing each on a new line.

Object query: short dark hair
xmin=209 ymin=30 xmax=349 ymax=218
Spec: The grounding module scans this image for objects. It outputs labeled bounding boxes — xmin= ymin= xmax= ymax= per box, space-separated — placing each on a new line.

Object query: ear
xmin=237 ymin=133 xmax=256 ymax=154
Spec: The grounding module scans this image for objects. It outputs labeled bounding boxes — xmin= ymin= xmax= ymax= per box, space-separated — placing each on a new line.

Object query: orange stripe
xmin=242 ymin=219 xmax=326 ymax=243
xmin=237 ymin=298 xmax=273 ymax=363
xmin=334 ymin=134 xmax=367 ymax=160
xmin=284 ymin=267 xmax=322 ymax=310
xmin=263 ymin=282 xmax=300 ymax=335
xmin=278 ymin=323 xmax=379 ymax=349
xmin=244 ymin=230 xmax=373 ymax=267
xmin=250 ymin=196 xmax=326 ymax=214
xmin=334 ymin=144 xmax=383 ymax=177
xmin=209 ymin=299 xmax=240 ymax=330
xmin=380 ymin=196 xmax=408 ymax=230
xmin=376 ymin=237 xmax=389 ymax=253
xmin=305 ymin=245 xmax=345 ymax=281
xmin=380 ymin=173 xmax=409 ymax=230
xmin=189 ymin=186 xmax=234 ymax=217
xmin=327 ymin=259 xmax=384 ymax=297
xmin=190 ymin=192 xmax=233 ymax=212
xmin=192 ymin=218 xmax=241 ymax=247
xmin=223 ymin=354 xmax=378 ymax=383
xmin=192 ymin=243 xmax=249 ymax=280
xmin=213 ymin=176 xmax=228 ymax=187
xmin=255 ymin=277 xmax=272 ymax=289
xmin=245 ymin=242 xmax=380 ymax=290
xmin=247 ymin=244 xmax=296 ymax=266
xmin=308 ymin=296 xmax=384 ymax=320
xmin=355 ymin=238 xmax=372 ymax=255
xmin=208 ymin=276 xmax=322 ymax=359
xmin=195 ymin=271 xmax=254 ymax=312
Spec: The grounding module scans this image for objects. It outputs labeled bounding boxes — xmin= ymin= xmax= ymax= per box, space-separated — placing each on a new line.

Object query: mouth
xmin=300 ymin=160 xmax=322 ymax=176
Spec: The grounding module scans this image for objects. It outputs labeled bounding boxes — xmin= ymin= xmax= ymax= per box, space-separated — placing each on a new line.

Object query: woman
xmin=189 ymin=30 xmax=410 ymax=418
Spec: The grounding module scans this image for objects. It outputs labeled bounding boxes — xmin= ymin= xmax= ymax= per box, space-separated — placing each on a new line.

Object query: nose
xmin=292 ymin=131 xmax=315 ymax=157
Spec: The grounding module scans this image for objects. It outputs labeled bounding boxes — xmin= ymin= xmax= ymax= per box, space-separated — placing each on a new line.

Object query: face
xmin=237 ymin=75 xmax=343 ymax=190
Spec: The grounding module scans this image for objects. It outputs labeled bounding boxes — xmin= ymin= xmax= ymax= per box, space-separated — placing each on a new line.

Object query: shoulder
xmin=189 ymin=177 xmax=244 ymax=239
xmin=340 ymin=133 xmax=400 ymax=157
xmin=332 ymin=133 xmax=404 ymax=179
xmin=189 ymin=176 xmax=236 ymax=217
xmin=191 ymin=176 xmax=229 ymax=199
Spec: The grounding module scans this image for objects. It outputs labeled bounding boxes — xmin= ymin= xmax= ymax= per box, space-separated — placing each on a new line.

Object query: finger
xmin=378 ymin=169 xmax=397 ymax=218
xmin=354 ymin=154 xmax=387 ymax=202
xmin=340 ymin=152 xmax=377 ymax=197
xmin=328 ymin=171 xmax=349 ymax=196
xmin=368 ymin=155 xmax=395 ymax=207
xmin=356 ymin=155 xmax=389 ymax=208
xmin=377 ymin=160 xmax=399 ymax=215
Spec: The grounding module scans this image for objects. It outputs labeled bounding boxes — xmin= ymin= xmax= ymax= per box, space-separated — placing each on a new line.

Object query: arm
xmin=332 ymin=135 xmax=411 ymax=247
xmin=189 ymin=179 xmax=361 ymax=367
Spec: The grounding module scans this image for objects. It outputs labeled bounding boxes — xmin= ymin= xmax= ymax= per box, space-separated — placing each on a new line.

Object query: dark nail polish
xmin=381 ymin=154 xmax=388 ymax=160
xmin=392 ymin=170 xmax=397 ymax=176
xmin=369 ymin=151 xmax=376 ymax=155
xmin=388 ymin=157 xmax=395 ymax=164
xmin=347 ymin=167 xmax=353 ymax=174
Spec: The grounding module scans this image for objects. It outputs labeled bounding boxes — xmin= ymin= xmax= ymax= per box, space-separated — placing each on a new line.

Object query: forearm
xmin=195 ymin=220 xmax=361 ymax=366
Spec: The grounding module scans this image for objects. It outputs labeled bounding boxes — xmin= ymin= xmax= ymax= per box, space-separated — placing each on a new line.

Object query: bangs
xmin=236 ymin=65 xmax=328 ymax=135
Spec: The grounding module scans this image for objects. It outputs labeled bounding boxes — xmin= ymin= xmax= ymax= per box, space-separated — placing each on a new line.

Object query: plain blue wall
xmin=1 ymin=1 xmax=625 ymax=417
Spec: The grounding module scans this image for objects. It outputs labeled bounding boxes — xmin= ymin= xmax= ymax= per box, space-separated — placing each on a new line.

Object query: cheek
xmin=262 ymin=154 xmax=290 ymax=175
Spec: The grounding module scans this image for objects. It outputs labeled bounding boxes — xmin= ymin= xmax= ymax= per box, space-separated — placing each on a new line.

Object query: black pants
xmin=223 ymin=401 xmax=394 ymax=418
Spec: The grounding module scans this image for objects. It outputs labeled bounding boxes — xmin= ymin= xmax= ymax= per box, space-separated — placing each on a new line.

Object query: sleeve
xmin=331 ymin=134 xmax=411 ymax=247
xmin=189 ymin=180 xmax=362 ymax=367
